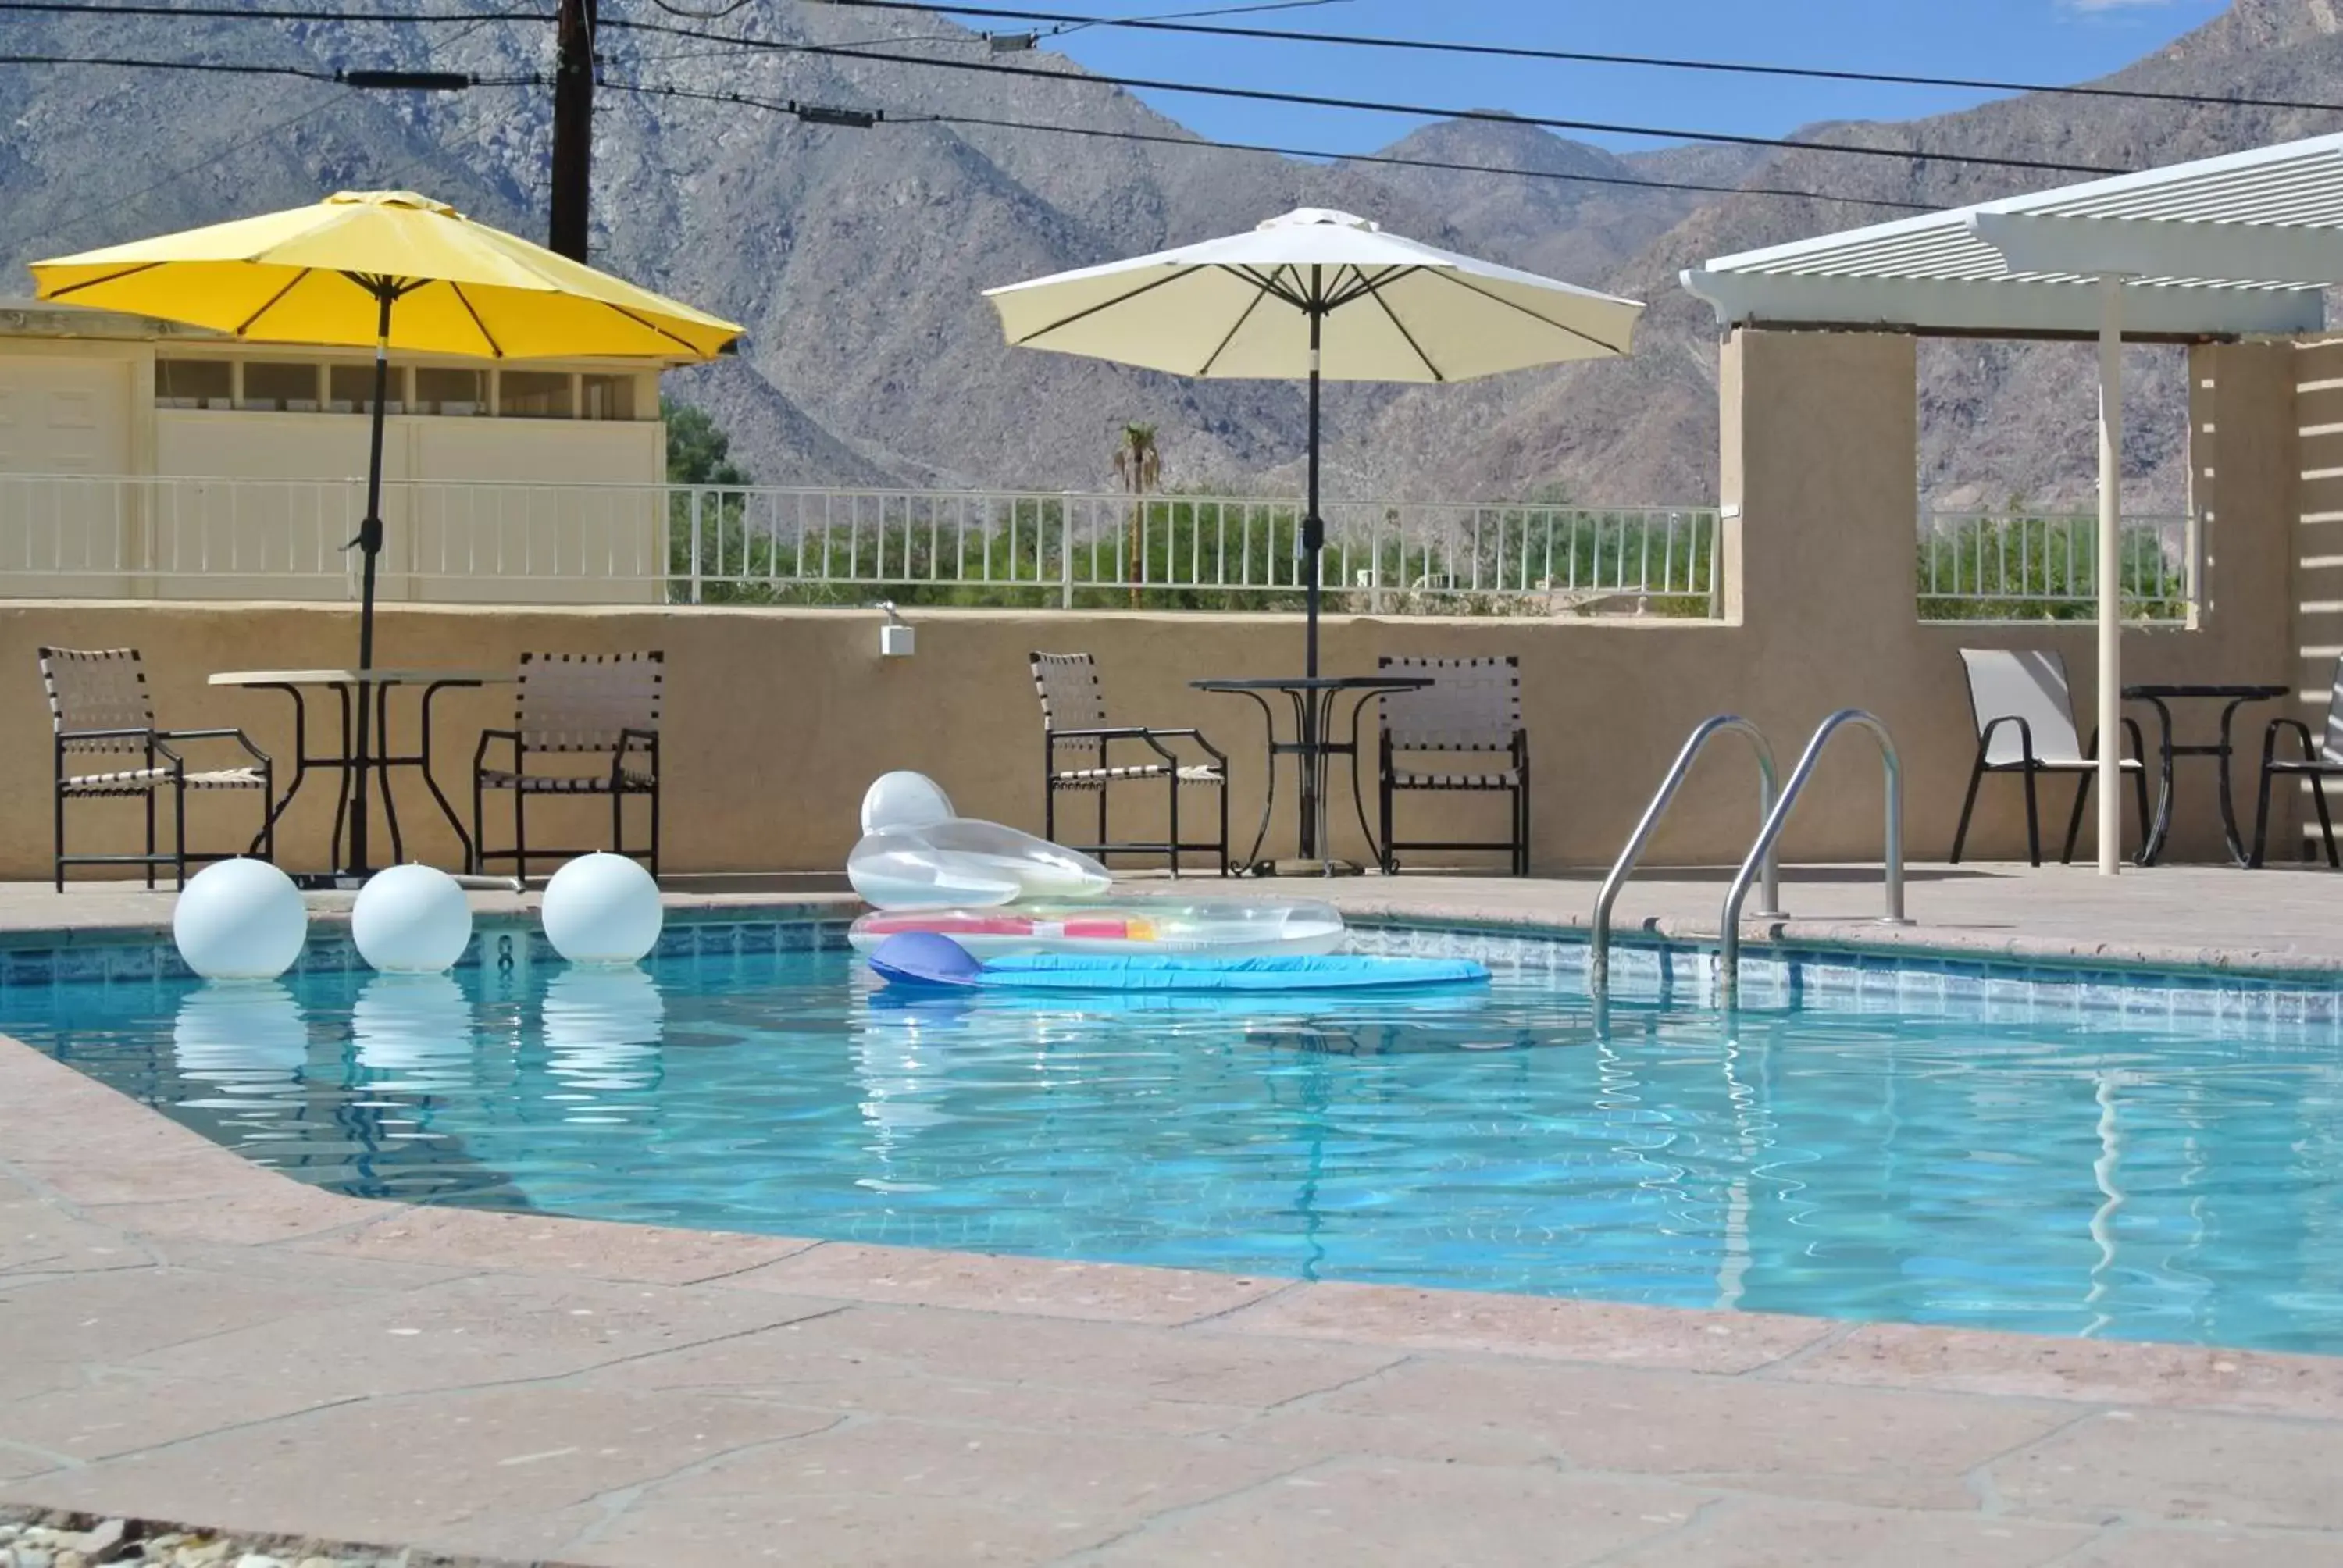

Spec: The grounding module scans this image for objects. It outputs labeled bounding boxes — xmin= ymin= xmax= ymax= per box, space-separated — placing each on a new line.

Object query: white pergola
xmin=1683 ymin=133 xmax=2343 ymax=874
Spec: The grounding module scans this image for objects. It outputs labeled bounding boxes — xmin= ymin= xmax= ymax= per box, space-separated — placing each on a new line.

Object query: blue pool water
xmin=12 ymin=937 xmax=2343 ymax=1354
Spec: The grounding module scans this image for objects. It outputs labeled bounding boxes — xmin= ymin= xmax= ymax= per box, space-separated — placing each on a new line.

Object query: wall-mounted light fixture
xmin=877 ymin=600 xmax=915 ymax=657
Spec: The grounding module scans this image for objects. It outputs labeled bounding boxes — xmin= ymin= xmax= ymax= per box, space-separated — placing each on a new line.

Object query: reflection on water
xmin=851 ymin=989 xmax=954 ymax=1180
xmin=539 ymin=966 xmax=665 ymax=1121
xmin=351 ymin=974 xmax=476 ymax=1093
xmin=172 ymin=982 xmax=308 ymax=1105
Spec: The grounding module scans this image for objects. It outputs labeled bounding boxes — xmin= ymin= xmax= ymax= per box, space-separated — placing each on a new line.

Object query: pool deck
xmin=7 ymin=864 xmax=2343 ymax=1564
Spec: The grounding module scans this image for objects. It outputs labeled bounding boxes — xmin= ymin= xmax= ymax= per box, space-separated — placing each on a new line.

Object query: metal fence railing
xmin=1917 ymin=511 xmax=2195 ymax=623
xmin=0 ymin=474 xmax=1722 ymax=618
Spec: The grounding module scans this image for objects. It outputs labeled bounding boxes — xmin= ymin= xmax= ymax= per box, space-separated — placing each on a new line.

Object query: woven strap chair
xmin=1375 ymin=655 xmax=1530 ymax=875
xmin=472 ymin=651 xmax=662 ymax=881
xmin=38 ymin=646 xmax=273 ymax=891
xmin=1949 ymin=647 xmax=2150 ymax=867
xmin=1031 ymin=651 xmax=1229 ymax=875
xmin=2252 ymin=653 xmax=2343 ymax=867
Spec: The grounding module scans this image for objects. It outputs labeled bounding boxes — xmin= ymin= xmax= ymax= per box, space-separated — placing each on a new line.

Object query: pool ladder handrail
xmin=1718 ymin=708 xmax=1910 ymax=1006
xmin=1591 ymin=715 xmax=1782 ymax=994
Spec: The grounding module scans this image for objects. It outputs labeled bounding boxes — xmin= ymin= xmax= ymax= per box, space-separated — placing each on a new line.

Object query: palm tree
xmin=1111 ymin=422 xmax=1161 ymax=608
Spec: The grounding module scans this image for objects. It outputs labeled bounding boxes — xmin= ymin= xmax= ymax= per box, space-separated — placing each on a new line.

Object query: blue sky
xmin=986 ymin=0 xmax=2230 ymax=155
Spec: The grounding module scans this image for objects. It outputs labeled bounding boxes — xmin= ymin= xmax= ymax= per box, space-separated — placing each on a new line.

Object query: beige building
xmin=0 ymin=297 xmax=672 ymax=603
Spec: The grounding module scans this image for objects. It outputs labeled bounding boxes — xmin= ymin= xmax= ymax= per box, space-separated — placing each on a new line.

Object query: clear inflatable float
xmin=844 ymin=770 xmax=1349 ymax=960
xmin=849 ymin=899 xmax=1346 ymax=959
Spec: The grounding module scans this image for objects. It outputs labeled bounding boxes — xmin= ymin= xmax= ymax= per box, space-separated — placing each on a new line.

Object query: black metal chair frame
xmin=2250 ymin=714 xmax=2343 ymax=869
xmin=41 ymin=647 xmax=273 ymax=892
xmin=50 ymin=728 xmax=276 ymax=892
xmin=471 ymin=652 xmax=662 ymax=882
xmin=1032 ymin=653 xmax=1231 ymax=877
xmin=1374 ymin=656 xmax=1532 ymax=877
xmin=1949 ymin=714 xmax=2152 ymax=867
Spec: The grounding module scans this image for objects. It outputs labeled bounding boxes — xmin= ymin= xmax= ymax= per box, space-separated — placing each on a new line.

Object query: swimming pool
xmin=9 ymin=921 xmax=2343 ymax=1354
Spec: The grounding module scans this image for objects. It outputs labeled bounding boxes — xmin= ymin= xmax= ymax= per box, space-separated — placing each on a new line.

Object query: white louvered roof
xmin=1681 ymin=133 xmax=2343 ymax=338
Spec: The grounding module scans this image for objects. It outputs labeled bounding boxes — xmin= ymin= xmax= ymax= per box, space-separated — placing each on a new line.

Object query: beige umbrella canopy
xmin=986 ymin=207 xmax=1644 ymax=674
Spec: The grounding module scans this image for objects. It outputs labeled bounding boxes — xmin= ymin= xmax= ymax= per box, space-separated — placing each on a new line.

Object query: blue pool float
xmin=869 ymin=932 xmax=1488 ymax=992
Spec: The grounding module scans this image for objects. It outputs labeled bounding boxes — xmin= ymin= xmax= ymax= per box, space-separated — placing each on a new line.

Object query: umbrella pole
xmin=347 ymin=286 xmax=394 ymax=878
xmin=1301 ymin=291 xmax=1325 ymax=862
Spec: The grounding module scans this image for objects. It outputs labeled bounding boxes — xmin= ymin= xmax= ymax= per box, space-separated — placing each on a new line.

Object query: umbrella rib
xmin=1007 ymin=268 xmax=1203 ymax=345
xmin=600 ymin=300 xmax=715 ymax=356
xmin=1195 ymin=280 xmax=1272 ymax=376
xmin=1324 ymin=265 xmax=1417 ymax=312
xmin=237 ymin=267 xmax=316 ymax=337
xmin=449 ymin=283 xmax=505 ymax=358
xmin=1232 ymin=264 xmax=1312 ymax=311
xmin=1355 ymin=273 xmax=1445 ymax=383
xmin=1432 ymin=272 xmax=1631 ymax=356
xmin=41 ymin=260 xmax=162 ymax=301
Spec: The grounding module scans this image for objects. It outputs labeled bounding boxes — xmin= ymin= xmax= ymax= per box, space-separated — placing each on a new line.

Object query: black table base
xmin=2123 ymin=684 xmax=2290 ymax=867
xmin=1193 ymin=675 xmax=1431 ymax=877
xmin=248 ymin=678 xmax=484 ymax=881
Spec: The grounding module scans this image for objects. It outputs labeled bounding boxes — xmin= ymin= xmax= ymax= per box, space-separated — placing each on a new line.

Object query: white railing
xmin=1918 ymin=510 xmax=2195 ymax=622
xmin=0 ymin=474 xmax=1722 ymax=617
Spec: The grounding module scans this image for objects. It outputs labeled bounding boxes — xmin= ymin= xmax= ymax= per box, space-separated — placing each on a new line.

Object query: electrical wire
xmin=0 ymin=50 xmax=539 ymax=82
xmin=811 ymin=0 xmax=2343 ymax=116
xmin=598 ymin=77 xmax=1938 ymax=209
xmin=594 ymin=16 xmax=2134 ymax=175
xmin=1047 ymin=0 xmax=1353 ymax=39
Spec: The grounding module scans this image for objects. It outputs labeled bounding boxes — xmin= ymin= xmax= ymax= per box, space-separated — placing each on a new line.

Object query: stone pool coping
xmin=14 ymin=960 xmax=2343 ymax=1562
xmin=9 ymin=864 xmax=2343 ymax=983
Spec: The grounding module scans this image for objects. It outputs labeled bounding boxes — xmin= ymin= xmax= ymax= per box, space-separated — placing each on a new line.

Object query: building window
xmin=501 ymin=370 xmax=572 ymax=419
xmin=241 ymin=359 xmax=321 ymax=412
xmin=582 ymin=373 xmax=637 ymax=420
xmin=328 ymin=363 xmax=401 ymax=415
xmin=415 ymin=366 xmax=488 ymax=416
xmin=156 ymin=358 xmax=232 ymax=409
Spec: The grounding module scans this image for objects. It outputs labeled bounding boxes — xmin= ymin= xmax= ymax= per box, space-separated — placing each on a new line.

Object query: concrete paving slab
xmin=1593 ymin=1494 xmax=2096 ymax=1567
xmin=722 ymin=1242 xmax=1289 ymax=1327
xmin=9 ymin=1386 xmax=842 ymax=1553
xmin=1241 ymin=1356 xmax=2078 ymax=1510
xmin=1075 ymin=1458 xmax=1716 ymax=1566
xmin=1989 ymin=1407 xmax=2343 ymax=1531
xmin=122 ymin=1272 xmax=847 ymax=1402
xmin=544 ymin=1417 xmax=1316 ymax=1568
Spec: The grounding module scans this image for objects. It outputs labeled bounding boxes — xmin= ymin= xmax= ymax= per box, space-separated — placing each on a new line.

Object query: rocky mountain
xmin=3 ymin=0 xmax=2341 ymax=507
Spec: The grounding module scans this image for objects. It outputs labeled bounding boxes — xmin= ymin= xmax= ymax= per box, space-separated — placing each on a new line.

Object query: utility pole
xmin=549 ymin=0 xmax=595 ymax=262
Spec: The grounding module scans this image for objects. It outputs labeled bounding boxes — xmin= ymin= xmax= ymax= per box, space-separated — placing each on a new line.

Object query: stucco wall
xmin=0 ymin=327 xmax=2305 ymax=883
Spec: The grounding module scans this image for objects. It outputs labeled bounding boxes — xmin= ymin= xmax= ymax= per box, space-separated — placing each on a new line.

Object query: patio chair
xmin=1375 ymin=655 xmax=1530 ymax=876
xmin=2250 ymin=654 xmax=2343 ymax=868
xmin=1030 ymin=651 xmax=1229 ymax=875
xmin=472 ymin=651 xmax=662 ymax=882
xmin=37 ymin=646 xmax=273 ymax=892
xmin=1949 ymin=648 xmax=2149 ymax=867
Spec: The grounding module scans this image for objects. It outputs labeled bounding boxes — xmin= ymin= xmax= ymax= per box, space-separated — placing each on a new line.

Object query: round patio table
xmin=1193 ymin=674 xmax=1431 ymax=877
xmin=2121 ymin=682 xmax=2291 ymax=867
xmin=210 ymin=667 xmax=512 ymax=887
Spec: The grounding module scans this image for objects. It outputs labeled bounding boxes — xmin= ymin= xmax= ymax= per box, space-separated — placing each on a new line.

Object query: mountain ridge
xmin=3 ymin=2 xmax=2340 ymax=507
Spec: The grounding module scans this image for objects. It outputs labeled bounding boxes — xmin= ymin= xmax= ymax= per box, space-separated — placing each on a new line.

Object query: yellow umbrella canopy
xmin=30 ymin=189 xmax=741 ymax=358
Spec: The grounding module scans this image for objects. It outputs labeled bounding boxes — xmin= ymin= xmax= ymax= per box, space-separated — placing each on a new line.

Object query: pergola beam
xmin=1970 ymin=211 xmax=2343 ymax=289
xmin=1678 ymin=267 xmax=2321 ymax=338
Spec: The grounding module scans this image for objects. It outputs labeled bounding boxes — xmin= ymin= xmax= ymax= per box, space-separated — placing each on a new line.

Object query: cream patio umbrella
xmin=30 ymin=190 xmax=743 ymax=878
xmin=985 ymin=207 xmax=1645 ymax=675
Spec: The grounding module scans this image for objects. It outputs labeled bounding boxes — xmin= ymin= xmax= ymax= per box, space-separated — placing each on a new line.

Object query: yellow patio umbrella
xmin=29 ymin=189 xmax=744 ymax=876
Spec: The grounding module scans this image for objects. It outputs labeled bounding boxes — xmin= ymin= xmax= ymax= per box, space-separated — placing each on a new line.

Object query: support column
xmin=2096 ymin=276 xmax=2125 ymax=876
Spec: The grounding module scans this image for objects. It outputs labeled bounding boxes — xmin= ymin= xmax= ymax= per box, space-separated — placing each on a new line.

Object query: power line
xmin=815 ymin=0 xmax=2343 ymax=116
xmin=0 ymin=2 xmax=536 ymax=20
xmin=595 ymin=16 xmax=2135 ymax=175
xmin=599 ymin=77 xmax=1938 ymax=209
xmin=0 ymin=49 xmax=537 ymax=83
